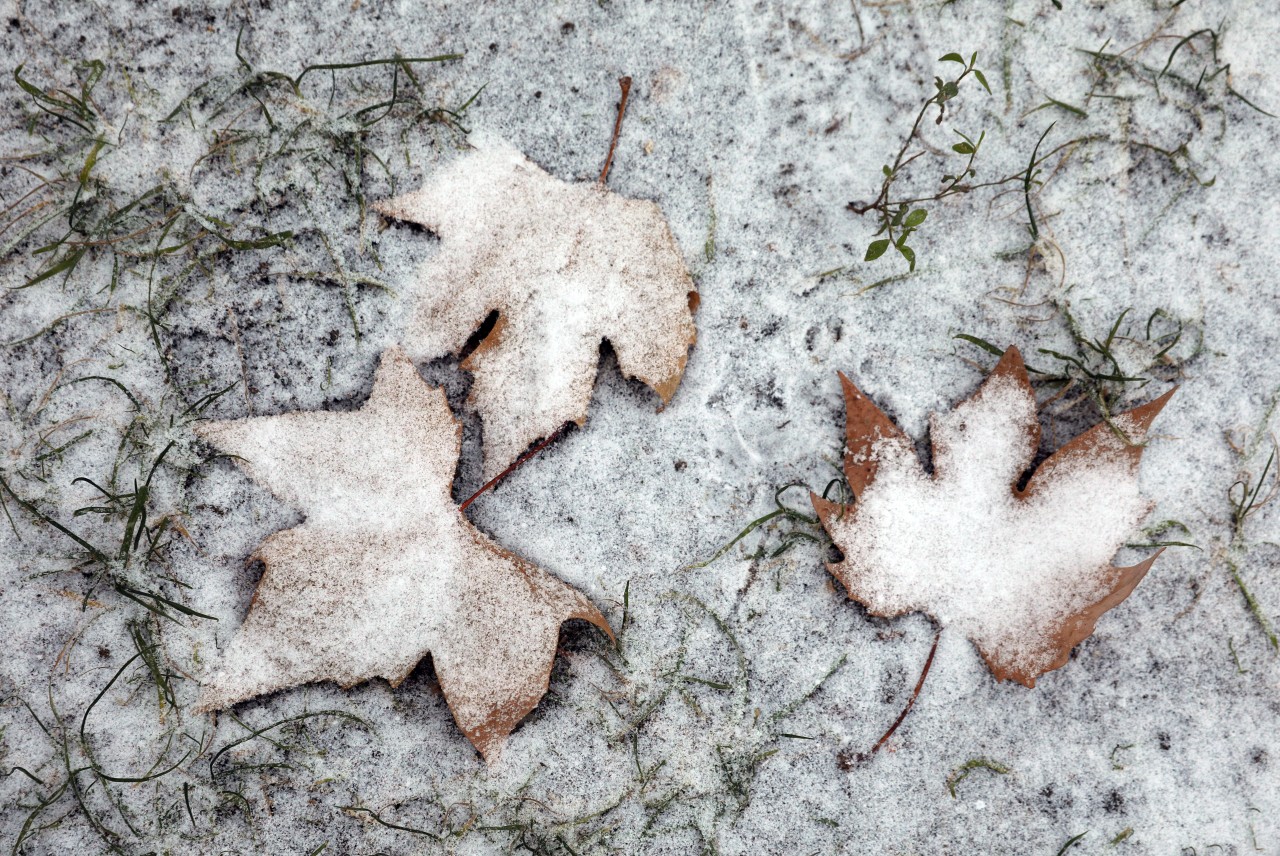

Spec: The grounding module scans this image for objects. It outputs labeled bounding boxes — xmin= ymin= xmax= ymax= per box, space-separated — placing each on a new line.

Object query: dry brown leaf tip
xmin=815 ymin=346 xmax=1174 ymax=687
xmin=193 ymin=346 xmax=611 ymax=762
xmin=374 ymin=131 xmax=699 ymax=479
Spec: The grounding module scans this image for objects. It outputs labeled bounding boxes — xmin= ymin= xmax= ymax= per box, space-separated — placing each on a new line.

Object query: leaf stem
xmin=598 ymin=76 xmax=633 ymax=186
xmin=459 ymin=423 xmax=572 ymax=512
xmin=862 ymin=628 xmax=941 ymax=760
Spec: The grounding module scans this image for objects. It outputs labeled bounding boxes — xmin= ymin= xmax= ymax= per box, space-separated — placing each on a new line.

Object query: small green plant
xmin=946 ymin=757 xmax=1011 ymax=798
xmin=683 ymin=480 xmax=847 ymax=571
xmin=1056 ymin=832 xmax=1088 ymax=855
xmin=851 ymin=23 xmax=1274 ymax=281
xmin=1225 ymin=421 xmax=1278 ymax=651
xmin=955 ymin=301 xmax=1196 ymax=434
xmin=1229 ymin=446 xmax=1275 ymax=543
xmin=0 ymin=446 xmax=207 ymax=623
xmin=850 ymin=51 xmax=1084 ymax=273
xmin=852 ymin=51 xmax=992 ymax=272
xmin=0 ymin=375 xmax=241 ymax=624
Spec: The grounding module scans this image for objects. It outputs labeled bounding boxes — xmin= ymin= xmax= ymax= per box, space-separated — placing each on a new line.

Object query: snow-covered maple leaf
xmin=374 ymin=132 xmax=698 ymax=478
xmin=813 ymin=347 xmax=1173 ymax=687
xmin=192 ymin=347 xmax=610 ymax=761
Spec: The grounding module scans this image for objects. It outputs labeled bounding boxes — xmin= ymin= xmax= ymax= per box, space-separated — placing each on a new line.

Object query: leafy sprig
xmin=852 ymin=51 xmax=992 ymax=271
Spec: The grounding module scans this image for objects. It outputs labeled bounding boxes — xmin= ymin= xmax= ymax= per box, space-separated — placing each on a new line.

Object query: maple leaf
xmin=374 ymin=132 xmax=699 ymax=479
xmin=192 ymin=347 xmax=610 ymax=761
xmin=813 ymin=346 xmax=1174 ymax=687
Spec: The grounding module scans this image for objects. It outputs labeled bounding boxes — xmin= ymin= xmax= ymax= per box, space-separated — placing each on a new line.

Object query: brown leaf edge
xmin=434 ymin=530 xmax=614 ymax=762
xmin=246 ymin=534 xmax=616 ymax=763
xmin=374 ymin=359 xmax=615 ymax=760
xmin=202 ymin=349 xmax=614 ymax=763
xmin=812 ymin=345 xmax=1174 ymax=688
xmin=645 ymin=287 xmax=702 ymax=408
xmin=374 ymin=147 xmax=700 ymax=417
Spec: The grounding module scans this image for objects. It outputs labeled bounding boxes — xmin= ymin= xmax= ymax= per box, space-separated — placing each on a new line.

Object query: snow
xmin=193 ymin=348 xmax=608 ymax=762
xmin=2 ymin=1 xmax=1279 ymax=854
xmin=824 ymin=367 xmax=1153 ymax=682
xmin=376 ymin=131 xmax=697 ymax=479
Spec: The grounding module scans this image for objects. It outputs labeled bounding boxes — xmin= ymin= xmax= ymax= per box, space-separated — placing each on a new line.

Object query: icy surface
xmin=2 ymin=1 xmax=1279 ymax=854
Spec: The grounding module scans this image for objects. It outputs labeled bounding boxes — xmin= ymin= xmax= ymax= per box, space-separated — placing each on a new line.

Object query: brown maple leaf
xmin=813 ymin=346 xmax=1174 ymax=687
xmin=374 ymin=132 xmax=698 ymax=479
xmin=192 ymin=347 xmax=611 ymax=761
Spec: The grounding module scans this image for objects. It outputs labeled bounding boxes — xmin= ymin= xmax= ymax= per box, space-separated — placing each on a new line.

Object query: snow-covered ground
xmin=2 ymin=1 xmax=1277 ymax=853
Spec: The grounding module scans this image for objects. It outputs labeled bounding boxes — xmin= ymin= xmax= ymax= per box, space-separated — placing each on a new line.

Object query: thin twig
xmin=598 ymin=76 xmax=633 ymax=185
xmin=459 ymin=423 xmax=572 ymax=512
xmin=865 ymin=628 xmax=941 ymax=758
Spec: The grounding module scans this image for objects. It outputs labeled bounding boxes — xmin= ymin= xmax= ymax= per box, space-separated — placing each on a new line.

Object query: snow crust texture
xmin=376 ymin=133 xmax=698 ymax=479
xmin=2 ymin=0 xmax=1279 ymax=854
